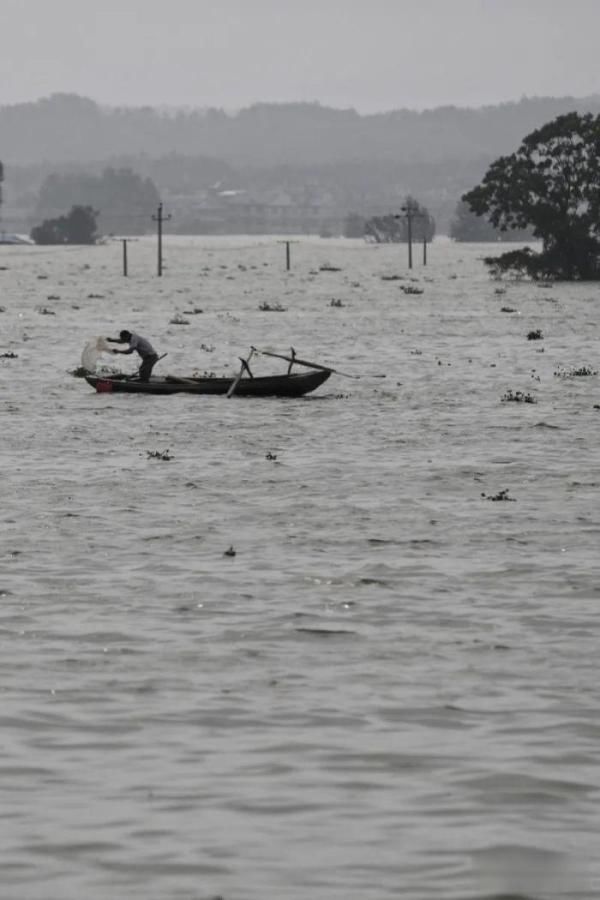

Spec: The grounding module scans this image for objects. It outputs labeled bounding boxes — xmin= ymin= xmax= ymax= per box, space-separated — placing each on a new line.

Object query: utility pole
xmin=152 ymin=203 xmax=171 ymax=276
xmin=396 ymin=200 xmax=426 ymax=270
xmin=401 ymin=200 xmax=416 ymax=269
xmin=278 ymin=239 xmax=297 ymax=271
xmin=122 ymin=238 xmax=129 ymax=276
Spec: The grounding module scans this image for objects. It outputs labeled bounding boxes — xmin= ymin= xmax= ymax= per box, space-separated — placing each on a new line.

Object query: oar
xmin=227 ymin=348 xmax=255 ymax=398
xmin=251 ymin=347 xmax=359 ymax=379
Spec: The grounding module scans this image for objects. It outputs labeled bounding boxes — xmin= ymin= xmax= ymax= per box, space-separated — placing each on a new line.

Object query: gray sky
xmin=2 ymin=0 xmax=599 ymax=112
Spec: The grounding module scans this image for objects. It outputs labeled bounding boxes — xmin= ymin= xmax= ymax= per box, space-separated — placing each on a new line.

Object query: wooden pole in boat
xmin=252 ymin=347 xmax=359 ymax=379
xmin=227 ymin=348 xmax=255 ymax=398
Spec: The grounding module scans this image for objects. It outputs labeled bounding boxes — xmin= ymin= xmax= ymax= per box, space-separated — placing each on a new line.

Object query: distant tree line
xmin=3 ymin=92 xmax=600 ymax=168
xmin=35 ymin=167 xmax=160 ymax=235
xmin=449 ymin=200 xmax=534 ymax=242
xmin=31 ymin=205 xmax=98 ymax=244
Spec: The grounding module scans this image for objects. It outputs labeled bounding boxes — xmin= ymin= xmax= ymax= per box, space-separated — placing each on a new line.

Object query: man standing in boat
xmin=106 ymin=330 xmax=160 ymax=382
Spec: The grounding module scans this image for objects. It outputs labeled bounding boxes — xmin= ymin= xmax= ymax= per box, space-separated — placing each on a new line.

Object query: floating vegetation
xmin=69 ymin=365 xmax=89 ymax=377
xmin=1 ymin=351 xmax=18 ymax=359
xmin=199 ymin=343 xmax=215 ymax=352
xmin=500 ymin=306 xmax=517 ymax=313
xmin=258 ymin=301 xmax=286 ymax=312
xmin=409 ymin=349 xmax=422 ymax=356
xmin=527 ymin=329 xmax=543 ymax=340
xmin=87 ymin=292 xmax=105 ymax=299
xmin=36 ymin=306 xmax=55 ymax=315
xmin=482 ymin=489 xmax=516 ymax=502
xmin=381 ymin=274 xmax=403 ymax=281
xmin=47 ymin=294 xmax=60 ymax=300
xmin=265 ymin=452 xmax=278 ymax=461
xmin=554 ymin=365 xmax=598 ymax=377
xmin=319 ymin=265 xmax=341 ymax=272
xmin=401 ymin=285 xmax=424 ymax=295
xmin=169 ymin=313 xmax=190 ymax=325
xmin=330 ymin=298 xmax=344 ymax=307
xmin=502 ymin=390 xmax=537 ymax=403
xmin=0 ymin=306 xmax=5 ymax=313
xmin=224 ymin=545 xmax=236 ymax=557
xmin=494 ymin=287 xmax=507 ymax=295
xmin=182 ymin=308 xmax=204 ymax=315
xmin=146 ymin=449 xmax=173 ymax=461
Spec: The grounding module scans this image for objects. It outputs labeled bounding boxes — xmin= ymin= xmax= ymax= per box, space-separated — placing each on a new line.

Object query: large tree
xmin=463 ymin=112 xmax=600 ymax=279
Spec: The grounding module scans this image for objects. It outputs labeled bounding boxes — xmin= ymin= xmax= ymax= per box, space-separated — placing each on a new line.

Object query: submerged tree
xmin=463 ymin=112 xmax=600 ymax=279
xmin=30 ymin=205 xmax=98 ymax=244
xmin=364 ymin=197 xmax=435 ymax=243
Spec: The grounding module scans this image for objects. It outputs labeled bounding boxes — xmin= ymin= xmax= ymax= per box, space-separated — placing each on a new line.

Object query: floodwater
xmin=1 ymin=235 xmax=600 ymax=900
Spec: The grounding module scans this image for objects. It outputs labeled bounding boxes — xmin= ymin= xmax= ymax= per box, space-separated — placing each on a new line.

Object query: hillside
xmin=2 ymin=93 xmax=600 ymax=167
xmin=2 ymin=93 xmax=600 ymax=234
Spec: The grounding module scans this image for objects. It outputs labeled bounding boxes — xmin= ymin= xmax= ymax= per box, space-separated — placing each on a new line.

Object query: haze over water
xmin=1 ymin=236 xmax=600 ymax=899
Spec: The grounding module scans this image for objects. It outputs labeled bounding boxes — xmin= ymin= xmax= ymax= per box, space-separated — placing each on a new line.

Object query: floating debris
xmin=482 ymin=489 xmax=516 ymax=502
xmin=182 ymin=308 xmax=204 ymax=315
xmin=494 ymin=287 xmax=507 ymax=295
xmin=554 ymin=365 xmax=598 ymax=377
xmin=224 ymin=545 xmax=236 ymax=557
xmin=381 ymin=274 xmax=403 ymax=281
xmin=502 ymin=390 xmax=537 ymax=403
xmin=330 ymin=298 xmax=344 ymax=307
xmin=319 ymin=265 xmax=341 ymax=272
xmin=47 ymin=294 xmax=60 ymax=300
xmin=87 ymin=293 xmax=105 ymax=299
xmin=169 ymin=314 xmax=190 ymax=325
xmin=146 ymin=449 xmax=173 ymax=461
xmin=500 ymin=306 xmax=517 ymax=313
xmin=36 ymin=306 xmax=55 ymax=315
xmin=401 ymin=285 xmax=424 ymax=295
xmin=265 ymin=452 xmax=278 ymax=461
xmin=1 ymin=351 xmax=18 ymax=359
xmin=258 ymin=301 xmax=286 ymax=312
xmin=199 ymin=343 xmax=215 ymax=352
xmin=527 ymin=329 xmax=543 ymax=340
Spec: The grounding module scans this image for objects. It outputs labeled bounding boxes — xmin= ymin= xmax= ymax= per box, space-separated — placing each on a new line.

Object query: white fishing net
xmin=81 ymin=336 xmax=112 ymax=372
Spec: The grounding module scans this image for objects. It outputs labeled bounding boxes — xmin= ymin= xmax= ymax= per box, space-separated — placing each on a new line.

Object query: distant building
xmin=0 ymin=232 xmax=34 ymax=245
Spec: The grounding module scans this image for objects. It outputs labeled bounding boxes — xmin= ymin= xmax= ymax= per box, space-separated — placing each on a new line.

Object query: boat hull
xmin=85 ymin=369 xmax=331 ymax=397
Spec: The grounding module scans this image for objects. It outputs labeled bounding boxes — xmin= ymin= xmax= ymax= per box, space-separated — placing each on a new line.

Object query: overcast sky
xmin=2 ymin=0 xmax=598 ymax=112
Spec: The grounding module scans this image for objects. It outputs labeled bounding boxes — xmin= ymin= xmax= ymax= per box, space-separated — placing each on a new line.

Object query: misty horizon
xmin=1 ymin=1 xmax=598 ymax=113
xmin=3 ymin=89 xmax=600 ymax=118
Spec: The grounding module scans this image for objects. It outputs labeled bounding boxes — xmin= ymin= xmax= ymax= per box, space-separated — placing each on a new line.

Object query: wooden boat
xmin=85 ymin=368 xmax=331 ymax=397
